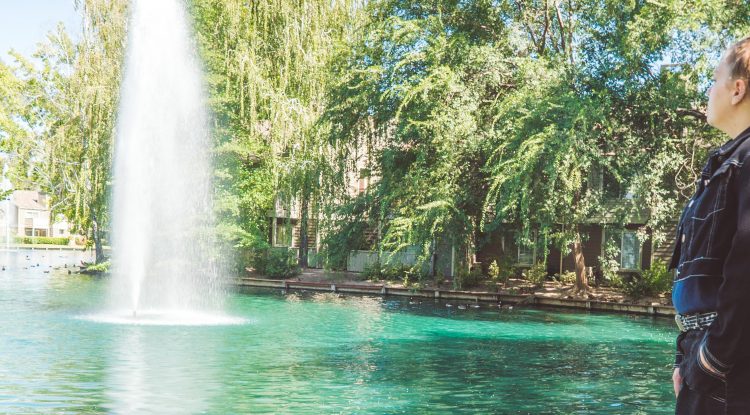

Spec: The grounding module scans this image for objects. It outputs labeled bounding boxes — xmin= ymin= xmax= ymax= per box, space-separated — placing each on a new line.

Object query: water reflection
xmin=105 ymin=325 xmax=223 ymax=414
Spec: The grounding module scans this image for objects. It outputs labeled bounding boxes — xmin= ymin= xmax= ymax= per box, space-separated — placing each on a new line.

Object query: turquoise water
xmin=0 ymin=251 xmax=676 ymax=414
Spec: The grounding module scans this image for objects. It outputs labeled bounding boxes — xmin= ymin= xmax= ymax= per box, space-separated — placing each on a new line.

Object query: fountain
xmin=100 ymin=0 xmax=240 ymax=325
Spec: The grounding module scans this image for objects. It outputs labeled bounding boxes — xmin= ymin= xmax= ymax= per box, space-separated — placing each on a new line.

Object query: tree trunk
xmin=573 ymin=228 xmax=588 ymax=292
xmin=298 ymin=190 xmax=309 ymax=268
xmin=429 ymin=237 xmax=436 ymax=277
xmin=91 ymin=212 xmax=104 ymax=264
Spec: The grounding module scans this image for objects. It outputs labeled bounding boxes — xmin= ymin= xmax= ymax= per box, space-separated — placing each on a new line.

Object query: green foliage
xmin=253 ymin=247 xmax=300 ymax=279
xmin=598 ymin=239 xmax=623 ymax=287
xmin=382 ymin=263 xmax=415 ymax=282
xmin=488 ymin=257 xmax=515 ymax=284
xmin=362 ymin=261 xmax=383 ymax=280
xmin=1 ymin=0 xmax=128 ymax=264
xmin=362 ymin=260 xmax=417 ymax=283
xmin=522 ymin=262 xmax=548 ymax=286
xmin=14 ymin=236 xmax=70 ymax=245
xmin=487 ymin=260 xmax=500 ymax=281
xmin=557 ymin=271 xmax=577 ymax=285
xmin=191 ymin=0 xmax=360 ymax=262
xmin=319 ymin=194 xmax=374 ymax=270
xmin=85 ymin=260 xmax=111 ymax=273
xmin=322 ymin=0 xmax=750 ymax=284
xmin=623 ymin=259 xmax=673 ymax=300
xmin=454 ymin=267 xmax=484 ymax=290
xmin=4 ymin=0 xmax=750 ymax=279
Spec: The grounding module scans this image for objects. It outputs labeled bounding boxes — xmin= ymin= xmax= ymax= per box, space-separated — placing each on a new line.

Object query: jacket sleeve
xmin=675 ymin=335 xmax=684 ymax=369
xmin=699 ymin=156 xmax=750 ymax=378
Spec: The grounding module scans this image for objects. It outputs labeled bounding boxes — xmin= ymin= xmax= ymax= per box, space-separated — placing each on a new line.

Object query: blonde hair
xmin=726 ymin=36 xmax=750 ymax=80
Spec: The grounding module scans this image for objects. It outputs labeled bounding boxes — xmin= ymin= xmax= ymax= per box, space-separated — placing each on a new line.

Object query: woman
xmin=671 ymin=37 xmax=750 ymax=414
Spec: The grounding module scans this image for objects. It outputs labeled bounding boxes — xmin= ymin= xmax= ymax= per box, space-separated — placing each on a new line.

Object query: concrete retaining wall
xmin=236 ymin=278 xmax=675 ymax=317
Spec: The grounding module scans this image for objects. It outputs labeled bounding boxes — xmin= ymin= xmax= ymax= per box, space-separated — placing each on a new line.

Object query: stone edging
xmin=236 ymin=278 xmax=675 ymax=317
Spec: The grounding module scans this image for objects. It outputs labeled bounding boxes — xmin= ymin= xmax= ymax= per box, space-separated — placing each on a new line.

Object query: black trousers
xmin=676 ymin=330 xmax=750 ymax=415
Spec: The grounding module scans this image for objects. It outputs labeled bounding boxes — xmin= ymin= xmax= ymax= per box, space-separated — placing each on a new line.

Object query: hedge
xmin=14 ymin=236 xmax=70 ymax=245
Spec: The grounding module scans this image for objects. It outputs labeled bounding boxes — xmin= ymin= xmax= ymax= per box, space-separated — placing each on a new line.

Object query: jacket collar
xmin=718 ymin=124 xmax=750 ymax=157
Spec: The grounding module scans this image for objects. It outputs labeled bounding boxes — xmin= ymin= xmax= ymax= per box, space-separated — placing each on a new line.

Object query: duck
xmin=457 ymin=304 xmax=467 ymax=310
xmin=470 ymin=304 xmax=481 ymax=309
xmin=445 ymin=303 xmax=453 ymax=308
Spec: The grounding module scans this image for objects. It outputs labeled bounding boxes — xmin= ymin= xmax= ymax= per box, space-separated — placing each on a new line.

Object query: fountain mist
xmin=106 ymin=0 xmax=231 ymax=324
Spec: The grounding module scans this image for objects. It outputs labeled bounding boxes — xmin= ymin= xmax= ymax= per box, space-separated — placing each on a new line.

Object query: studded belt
xmin=675 ymin=311 xmax=718 ymax=332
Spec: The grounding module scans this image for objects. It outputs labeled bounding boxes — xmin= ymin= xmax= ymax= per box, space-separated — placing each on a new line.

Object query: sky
xmin=0 ymin=1 xmax=81 ymax=63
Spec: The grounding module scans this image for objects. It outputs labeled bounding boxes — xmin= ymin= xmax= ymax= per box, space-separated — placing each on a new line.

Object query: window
xmin=24 ymin=218 xmax=33 ymax=228
xmin=58 ymin=229 xmax=64 ymax=235
xmin=25 ymin=211 xmax=39 ymax=218
xmin=24 ymin=228 xmax=33 ymax=236
xmin=274 ymin=219 xmax=293 ymax=247
xmin=598 ymin=169 xmax=636 ymax=200
xmin=358 ymin=169 xmax=370 ymax=194
xmin=588 ymin=167 xmax=603 ymax=193
xmin=620 ymin=231 xmax=640 ymax=270
xmin=517 ymin=232 xmax=536 ymax=265
xmin=603 ymin=228 xmax=641 ymax=270
xmin=602 ymin=170 xmax=621 ymax=199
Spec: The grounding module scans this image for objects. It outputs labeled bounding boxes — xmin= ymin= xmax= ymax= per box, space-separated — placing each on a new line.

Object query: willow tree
xmin=323 ymin=0 xmax=750 ymax=290
xmin=485 ymin=0 xmax=750 ymax=292
xmin=192 ymin=0 xmax=362 ymax=267
xmin=322 ymin=0 xmax=522 ymax=273
xmin=3 ymin=0 xmax=127 ymax=263
xmin=0 ymin=60 xmax=32 ymax=180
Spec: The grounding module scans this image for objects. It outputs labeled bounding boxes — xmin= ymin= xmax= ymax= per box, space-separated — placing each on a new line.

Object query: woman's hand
xmin=673 ymin=367 xmax=683 ymax=397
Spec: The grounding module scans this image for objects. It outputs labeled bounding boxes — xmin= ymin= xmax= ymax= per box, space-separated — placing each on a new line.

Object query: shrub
xmin=598 ymin=240 xmax=623 ymax=287
xmin=488 ymin=260 xmax=500 ymax=281
xmin=556 ymin=271 xmax=577 ymax=284
xmin=86 ymin=260 xmax=111 ymax=273
xmin=623 ymin=259 xmax=673 ymax=299
xmin=488 ymin=257 xmax=515 ymax=284
xmin=454 ymin=267 xmax=483 ymax=290
xmin=14 ymin=236 xmax=70 ymax=245
xmin=362 ymin=261 xmax=382 ymax=280
xmin=253 ymin=247 xmax=300 ymax=279
xmin=362 ymin=261 xmax=422 ymax=285
xmin=381 ymin=263 xmax=413 ymax=281
xmin=522 ymin=262 xmax=547 ymax=286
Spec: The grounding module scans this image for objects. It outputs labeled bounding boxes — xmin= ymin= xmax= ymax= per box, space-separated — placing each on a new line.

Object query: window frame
xmin=619 ymin=230 xmax=641 ymax=271
xmin=516 ymin=231 xmax=537 ymax=266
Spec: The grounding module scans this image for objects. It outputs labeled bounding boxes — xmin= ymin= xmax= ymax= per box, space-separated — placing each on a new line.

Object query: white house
xmin=13 ymin=190 xmax=51 ymax=237
xmin=0 ymin=190 xmax=72 ymax=244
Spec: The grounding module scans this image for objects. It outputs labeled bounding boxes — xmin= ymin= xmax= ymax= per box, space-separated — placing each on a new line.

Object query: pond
xmin=0 ymin=250 xmax=676 ymax=414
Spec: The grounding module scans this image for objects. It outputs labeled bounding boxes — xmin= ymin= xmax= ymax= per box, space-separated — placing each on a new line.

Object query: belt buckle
xmin=675 ymin=314 xmax=686 ymax=332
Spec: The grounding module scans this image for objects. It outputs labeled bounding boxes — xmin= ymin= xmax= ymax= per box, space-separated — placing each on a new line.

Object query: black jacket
xmin=670 ymin=125 xmax=750 ymax=397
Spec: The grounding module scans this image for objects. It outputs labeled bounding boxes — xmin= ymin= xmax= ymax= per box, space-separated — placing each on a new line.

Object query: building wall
xmin=51 ymin=217 xmax=71 ymax=238
xmin=547 ymin=224 xmax=603 ymax=275
xmin=478 ymin=223 xmax=655 ymax=277
xmin=17 ymin=208 xmax=51 ymax=237
xmin=0 ymin=200 xmax=18 ymax=242
xmin=652 ymin=222 xmax=678 ymax=265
